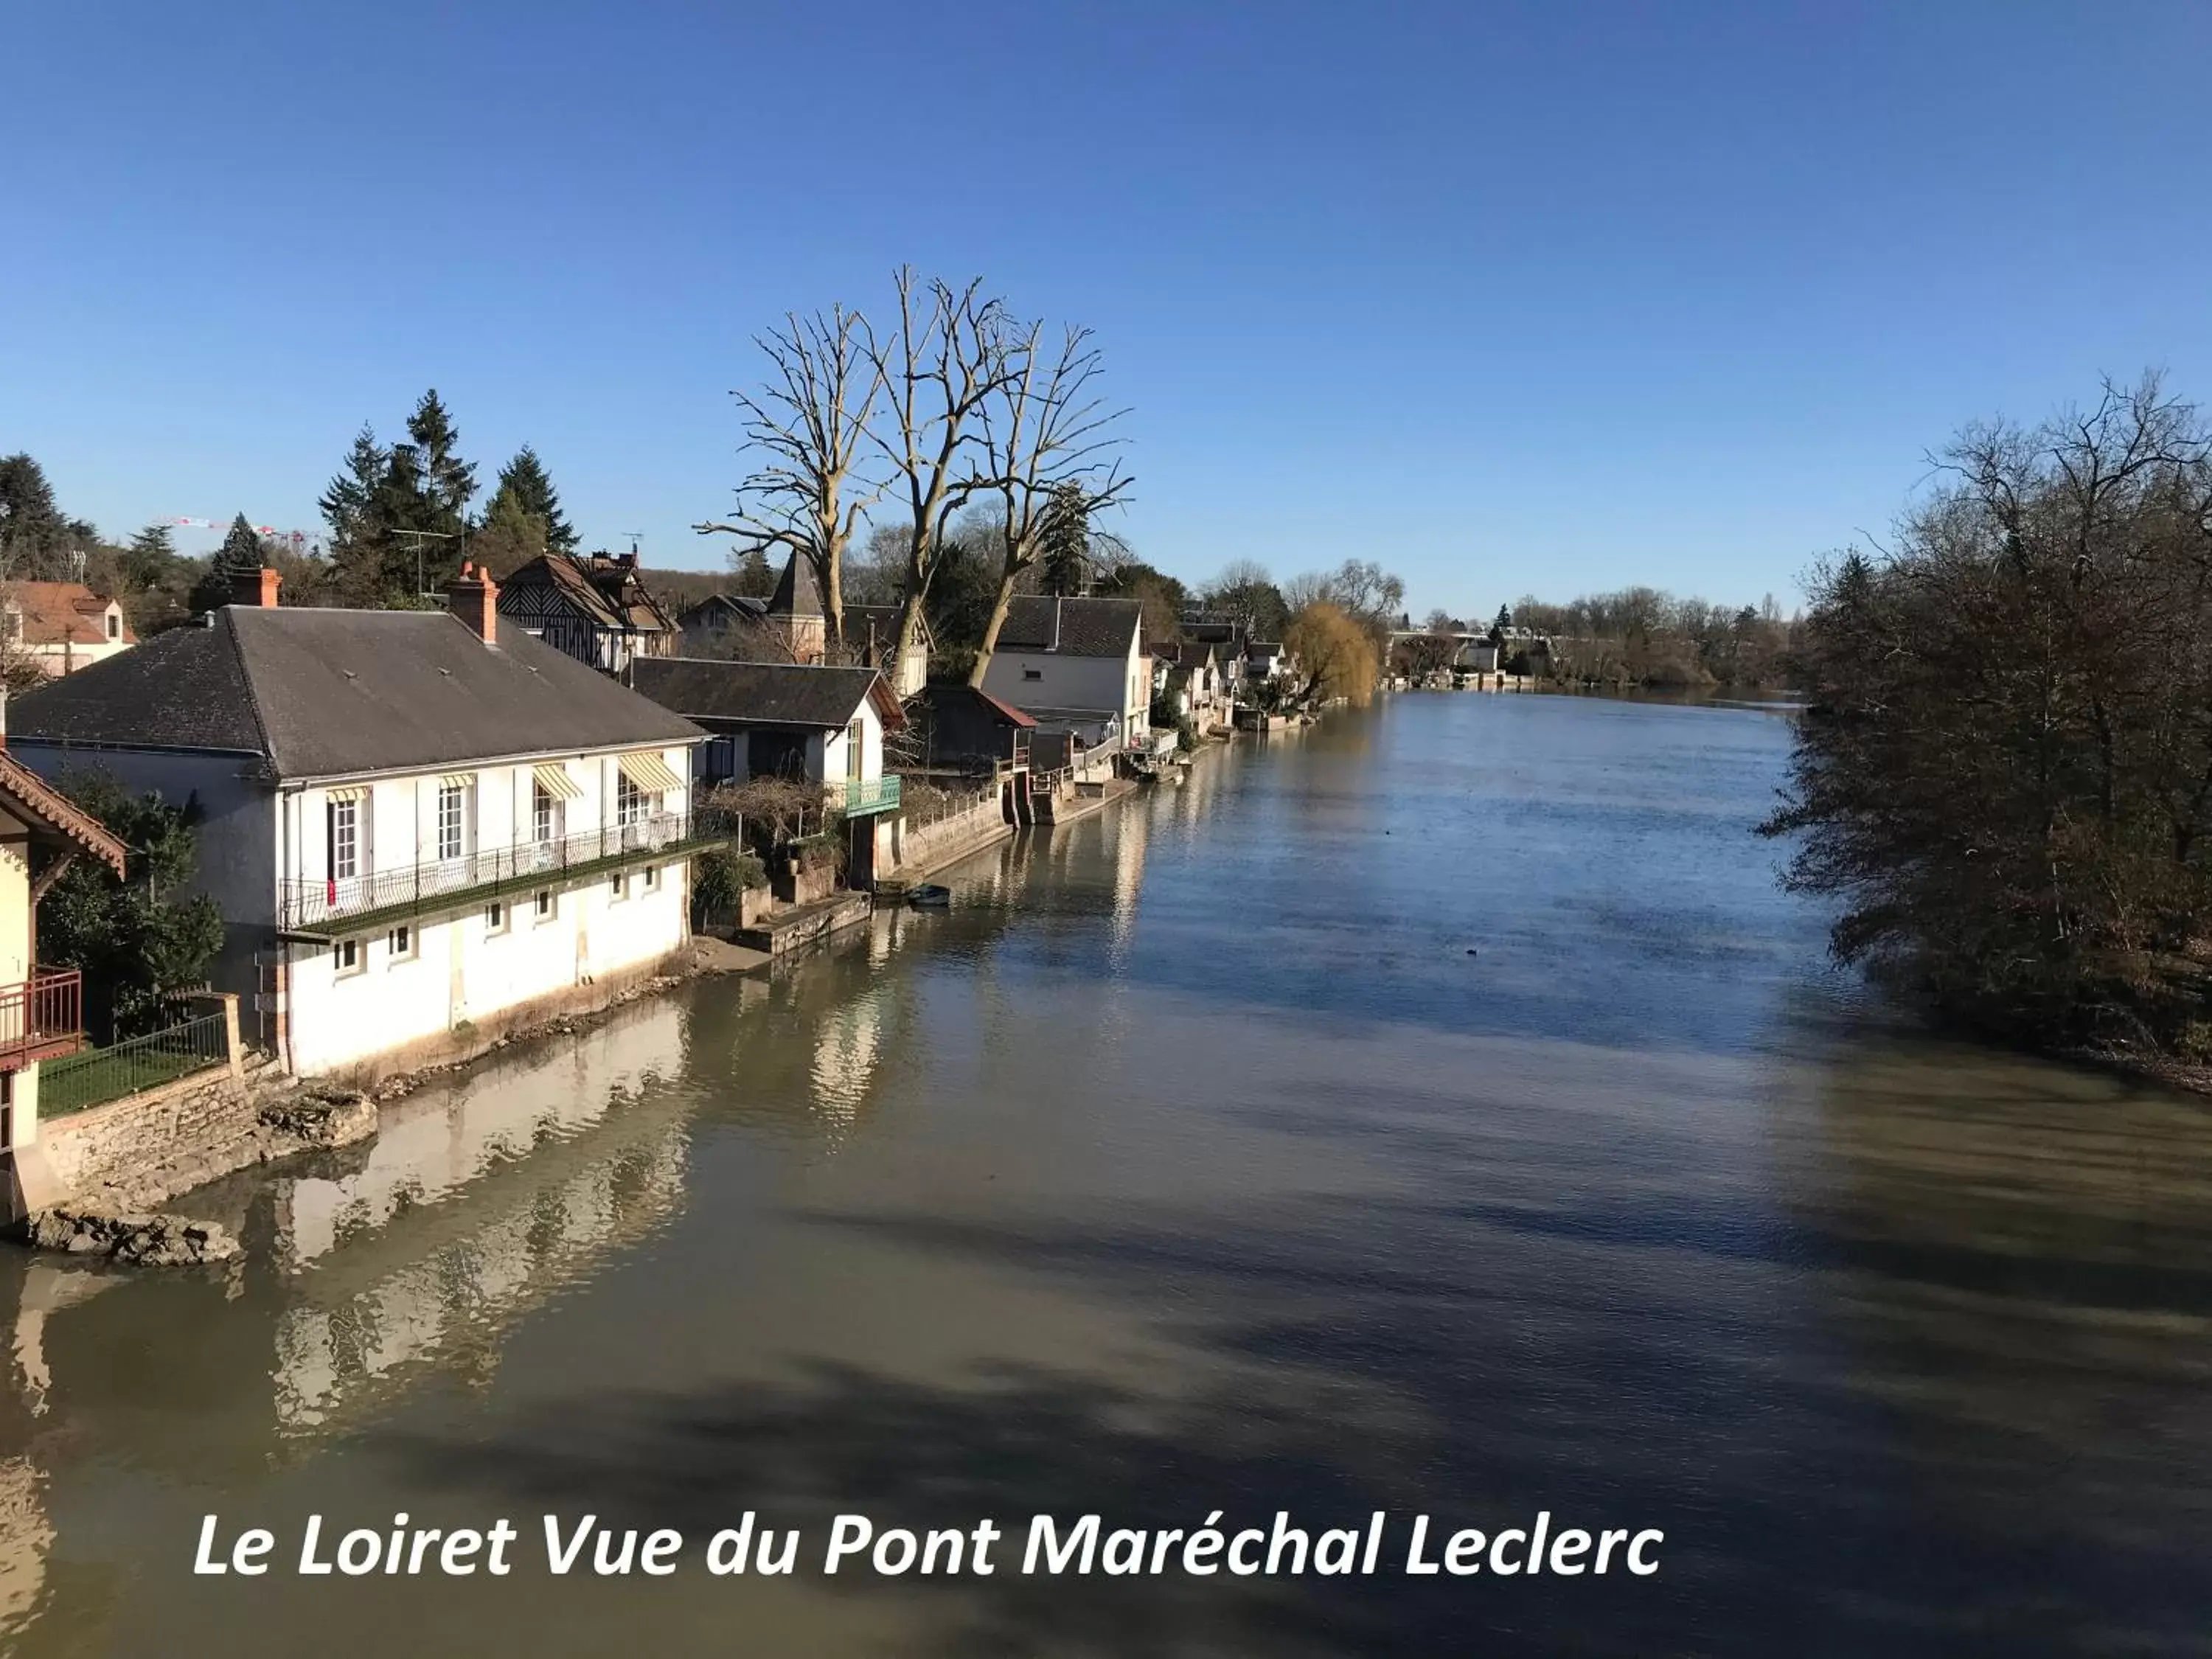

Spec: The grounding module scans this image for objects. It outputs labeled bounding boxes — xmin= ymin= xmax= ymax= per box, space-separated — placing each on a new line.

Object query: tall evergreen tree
xmin=730 ymin=546 xmax=774 ymax=597
xmin=491 ymin=445 xmax=576 ymax=555
xmin=1039 ymin=480 xmax=1092 ymax=597
xmin=400 ymin=388 xmax=475 ymax=532
xmin=471 ymin=488 xmax=548 ymax=578
xmin=188 ymin=513 xmax=269 ymax=614
xmin=216 ymin=512 xmax=264 ymax=574
xmin=318 ymin=424 xmax=388 ymax=546
xmin=0 ymin=452 xmax=64 ymax=577
xmin=124 ymin=523 xmax=178 ymax=589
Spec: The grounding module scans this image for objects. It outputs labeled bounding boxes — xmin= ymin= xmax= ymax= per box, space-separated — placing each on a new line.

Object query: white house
xmin=979 ymin=596 xmax=1149 ymax=751
xmin=7 ymin=563 xmax=708 ymax=1081
xmin=627 ymin=658 xmax=905 ymax=886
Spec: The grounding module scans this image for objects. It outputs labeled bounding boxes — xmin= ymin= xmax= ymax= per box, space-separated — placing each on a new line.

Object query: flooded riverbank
xmin=3 ymin=693 xmax=2210 ymax=1657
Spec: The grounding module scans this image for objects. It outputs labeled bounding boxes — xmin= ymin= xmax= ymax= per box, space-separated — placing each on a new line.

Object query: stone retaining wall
xmin=886 ymin=795 xmax=1014 ymax=883
xmin=40 ymin=1061 xmax=303 ymax=1213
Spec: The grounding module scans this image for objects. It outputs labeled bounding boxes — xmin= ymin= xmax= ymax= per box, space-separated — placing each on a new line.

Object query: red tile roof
xmin=5 ymin=582 xmax=133 ymax=647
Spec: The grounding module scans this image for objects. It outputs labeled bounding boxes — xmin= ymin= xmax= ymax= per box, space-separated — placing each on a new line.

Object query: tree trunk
xmin=967 ymin=557 xmax=1023 ymax=688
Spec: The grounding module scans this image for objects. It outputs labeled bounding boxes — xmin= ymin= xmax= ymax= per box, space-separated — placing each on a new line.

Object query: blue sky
xmin=4 ymin=1 xmax=2206 ymax=617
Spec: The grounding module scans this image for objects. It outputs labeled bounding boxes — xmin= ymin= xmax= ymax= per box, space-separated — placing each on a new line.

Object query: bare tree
xmin=967 ymin=320 xmax=1132 ymax=686
xmin=865 ymin=270 xmax=1015 ymax=675
xmin=695 ymin=305 xmax=883 ymax=655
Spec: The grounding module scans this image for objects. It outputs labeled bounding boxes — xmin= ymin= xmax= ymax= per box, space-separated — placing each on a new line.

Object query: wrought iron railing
xmin=0 ymin=970 xmax=84 ymax=1071
xmin=279 ymin=810 xmax=735 ymax=931
xmin=38 ymin=1009 xmax=233 ymax=1117
xmin=828 ymin=774 xmax=902 ymax=817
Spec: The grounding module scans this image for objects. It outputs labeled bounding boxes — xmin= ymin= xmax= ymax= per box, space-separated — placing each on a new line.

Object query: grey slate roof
xmin=9 ymin=606 xmax=702 ymax=780
xmin=994 ymin=596 xmax=1143 ymax=658
xmin=630 ymin=658 xmax=886 ymax=730
xmin=767 ymin=549 xmax=823 ymax=618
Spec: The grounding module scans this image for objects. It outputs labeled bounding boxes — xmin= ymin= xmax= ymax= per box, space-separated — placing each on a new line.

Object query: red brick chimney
xmin=232 ymin=563 xmax=282 ymax=608
xmin=446 ymin=561 xmax=499 ymax=645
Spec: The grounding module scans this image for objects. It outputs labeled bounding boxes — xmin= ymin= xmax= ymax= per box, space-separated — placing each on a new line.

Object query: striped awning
xmin=532 ymin=762 xmax=583 ymax=801
xmin=437 ymin=773 xmax=477 ymax=790
xmin=325 ymin=786 xmax=367 ymax=802
xmin=619 ymin=752 xmax=686 ymax=794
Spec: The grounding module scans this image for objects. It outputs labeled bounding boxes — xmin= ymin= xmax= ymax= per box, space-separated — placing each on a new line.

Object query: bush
xmin=691 ymin=844 xmax=767 ymax=928
xmin=40 ymin=772 xmax=226 ymax=1040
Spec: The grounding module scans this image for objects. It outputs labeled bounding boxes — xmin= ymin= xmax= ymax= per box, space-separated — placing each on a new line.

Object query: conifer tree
xmin=490 ymin=445 xmax=576 ymax=556
xmin=400 ymin=389 xmax=475 ymax=532
xmin=216 ymin=513 xmax=264 ymax=574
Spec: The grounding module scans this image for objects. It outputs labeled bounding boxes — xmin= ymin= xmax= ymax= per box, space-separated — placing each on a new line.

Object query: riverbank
xmin=18 ymin=762 xmax=1164 ymax=1250
xmin=17 ymin=932 xmax=772 ymax=1242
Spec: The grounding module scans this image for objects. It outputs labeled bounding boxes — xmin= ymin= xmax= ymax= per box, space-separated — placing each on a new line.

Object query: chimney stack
xmin=232 ymin=563 xmax=282 ymax=608
xmin=446 ymin=561 xmax=499 ymax=645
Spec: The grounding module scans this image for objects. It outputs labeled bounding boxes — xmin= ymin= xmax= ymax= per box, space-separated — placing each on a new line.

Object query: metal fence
xmin=0 ymin=970 xmax=83 ymax=1069
xmin=277 ymin=810 xmax=727 ymax=930
xmin=828 ymin=774 xmax=902 ymax=818
xmin=39 ymin=1011 xmax=233 ymax=1118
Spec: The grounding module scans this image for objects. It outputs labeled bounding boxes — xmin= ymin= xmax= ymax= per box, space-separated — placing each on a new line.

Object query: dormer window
xmin=106 ymin=609 xmax=120 ymax=640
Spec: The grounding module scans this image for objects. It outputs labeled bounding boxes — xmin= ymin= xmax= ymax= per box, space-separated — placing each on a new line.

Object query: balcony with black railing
xmin=278 ymin=810 xmax=738 ymax=935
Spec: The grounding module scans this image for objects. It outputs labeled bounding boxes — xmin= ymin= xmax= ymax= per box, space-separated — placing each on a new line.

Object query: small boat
xmin=906 ymin=884 xmax=952 ymax=908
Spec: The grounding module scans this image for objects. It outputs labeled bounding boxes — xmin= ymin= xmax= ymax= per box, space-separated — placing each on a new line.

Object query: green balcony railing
xmin=830 ymin=774 xmax=902 ymax=818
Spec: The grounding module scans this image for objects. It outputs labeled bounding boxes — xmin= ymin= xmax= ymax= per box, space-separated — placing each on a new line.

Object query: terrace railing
xmin=38 ymin=1006 xmax=233 ymax=1117
xmin=279 ymin=810 xmax=737 ymax=931
xmin=827 ymin=774 xmax=902 ymax=818
xmin=0 ymin=970 xmax=85 ymax=1071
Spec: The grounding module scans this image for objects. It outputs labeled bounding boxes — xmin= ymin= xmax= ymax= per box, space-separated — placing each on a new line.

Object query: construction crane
xmin=167 ymin=517 xmax=324 ymax=555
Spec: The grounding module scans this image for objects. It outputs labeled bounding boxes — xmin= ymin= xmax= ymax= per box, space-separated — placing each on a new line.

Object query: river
xmin=2 ymin=690 xmax=2209 ymax=1657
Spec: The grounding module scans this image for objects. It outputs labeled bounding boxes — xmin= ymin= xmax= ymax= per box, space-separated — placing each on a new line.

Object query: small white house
xmin=628 ymin=658 xmax=906 ymax=885
xmin=979 ymin=596 xmax=1149 ymax=748
xmin=8 ymin=563 xmax=707 ymax=1081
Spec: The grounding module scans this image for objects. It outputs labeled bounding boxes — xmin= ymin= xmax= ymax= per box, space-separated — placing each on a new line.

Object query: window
xmin=533 ymin=780 xmax=560 ymax=844
xmin=437 ymin=782 xmax=467 ymax=860
xmin=327 ymin=799 xmax=358 ymax=881
xmin=611 ymin=870 xmax=629 ymax=900
xmin=534 ymin=888 xmax=554 ymax=922
xmin=106 ymin=611 xmax=120 ymax=640
xmin=1023 ymin=667 xmax=1042 ymax=681
xmin=642 ymin=863 xmax=661 ymax=891
xmin=335 ymin=938 xmax=363 ymax=977
xmin=389 ymin=922 xmax=415 ymax=961
xmin=846 ymin=717 xmax=865 ymax=781
xmin=616 ymin=771 xmax=649 ymax=827
xmin=486 ymin=899 xmax=507 ymax=935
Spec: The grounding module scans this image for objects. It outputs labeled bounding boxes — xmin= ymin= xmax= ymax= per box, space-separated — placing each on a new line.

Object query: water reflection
xmin=0 ymin=699 xmax=2208 ymax=1657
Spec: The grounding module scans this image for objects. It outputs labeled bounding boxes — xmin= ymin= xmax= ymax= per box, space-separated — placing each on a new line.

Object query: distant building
xmin=1 ymin=583 xmax=136 ymax=678
xmin=841 ymin=603 xmax=931 ymax=697
xmin=495 ymin=552 xmax=678 ymax=675
xmin=978 ymin=595 xmax=1149 ymax=751
xmin=9 ymin=563 xmax=705 ymax=1079
xmin=676 ymin=592 xmax=768 ymax=656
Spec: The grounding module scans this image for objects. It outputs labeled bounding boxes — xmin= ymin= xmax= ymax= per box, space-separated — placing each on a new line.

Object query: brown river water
xmin=1 ymin=691 xmax=2209 ymax=1658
